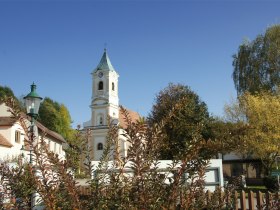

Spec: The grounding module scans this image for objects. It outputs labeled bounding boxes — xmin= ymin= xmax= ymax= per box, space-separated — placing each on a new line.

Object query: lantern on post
xmin=23 ymin=82 xmax=42 ymax=164
xmin=24 ymin=82 xmax=42 ymax=118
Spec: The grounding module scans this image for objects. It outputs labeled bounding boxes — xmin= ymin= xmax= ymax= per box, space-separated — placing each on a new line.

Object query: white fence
xmin=91 ymin=159 xmax=224 ymax=192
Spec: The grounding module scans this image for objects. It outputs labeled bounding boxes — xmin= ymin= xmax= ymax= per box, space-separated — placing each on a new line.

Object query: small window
xmin=97 ymin=143 xmax=103 ymax=150
xmin=15 ymin=130 xmax=21 ymax=143
xmin=54 ymin=142 xmax=57 ymax=153
xmin=112 ymin=82 xmax=115 ymax=91
xmin=98 ymin=81 xmax=103 ymax=90
xmin=97 ymin=114 xmax=104 ymax=126
xmin=99 ymin=116 xmax=103 ymax=125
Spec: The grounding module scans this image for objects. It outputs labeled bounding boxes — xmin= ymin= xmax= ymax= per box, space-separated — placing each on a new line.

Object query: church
xmin=82 ymin=50 xmax=224 ymax=191
xmin=83 ymin=50 xmax=140 ymax=161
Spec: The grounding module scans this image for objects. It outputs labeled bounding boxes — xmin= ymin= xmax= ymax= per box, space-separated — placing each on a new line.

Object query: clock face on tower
xmin=98 ymin=71 xmax=103 ymax=78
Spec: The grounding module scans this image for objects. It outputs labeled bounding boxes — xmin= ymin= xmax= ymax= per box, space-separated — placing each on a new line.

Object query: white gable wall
xmin=0 ymin=104 xmax=11 ymax=117
xmin=0 ymin=123 xmax=25 ymax=162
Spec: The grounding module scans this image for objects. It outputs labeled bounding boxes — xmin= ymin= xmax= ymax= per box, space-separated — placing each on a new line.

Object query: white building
xmin=83 ymin=49 xmax=139 ymax=160
xmin=0 ymin=103 xmax=66 ymax=162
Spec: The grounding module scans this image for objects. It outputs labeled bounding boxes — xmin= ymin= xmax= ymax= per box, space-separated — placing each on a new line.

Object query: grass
xmin=246 ymin=185 xmax=267 ymax=192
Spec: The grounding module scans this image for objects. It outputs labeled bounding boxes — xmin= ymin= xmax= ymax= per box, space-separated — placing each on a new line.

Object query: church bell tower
xmin=88 ymin=49 xmax=119 ymax=160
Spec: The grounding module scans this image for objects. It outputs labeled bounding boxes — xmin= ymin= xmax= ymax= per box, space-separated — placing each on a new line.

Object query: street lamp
xmin=24 ymin=82 xmax=42 ymax=119
xmin=23 ymin=82 xmax=42 ymax=164
xmin=23 ymin=83 xmax=42 ymax=209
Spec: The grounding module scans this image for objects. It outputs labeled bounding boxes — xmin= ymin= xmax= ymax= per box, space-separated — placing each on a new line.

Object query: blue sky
xmin=0 ymin=0 xmax=279 ymax=127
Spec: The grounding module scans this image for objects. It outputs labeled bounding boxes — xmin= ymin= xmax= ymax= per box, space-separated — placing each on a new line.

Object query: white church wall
xmin=118 ymin=138 xmax=127 ymax=159
xmin=108 ymin=107 xmax=119 ymax=119
xmin=94 ymin=135 xmax=107 ymax=160
xmin=91 ymin=159 xmax=224 ymax=192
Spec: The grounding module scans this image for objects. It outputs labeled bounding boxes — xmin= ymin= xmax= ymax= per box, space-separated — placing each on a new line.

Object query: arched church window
xmin=112 ymin=82 xmax=115 ymax=91
xmin=98 ymin=81 xmax=103 ymax=90
xmin=97 ymin=143 xmax=103 ymax=150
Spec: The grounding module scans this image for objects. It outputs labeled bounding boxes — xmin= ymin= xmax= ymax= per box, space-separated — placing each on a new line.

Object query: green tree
xmin=38 ymin=97 xmax=73 ymax=140
xmin=233 ymin=24 xmax=280 ymax=95
xmin=0 ymin=85 xmax=23 ymax=109
xmin=0 ymin=85 xmax=16 ymax=99
xmin=65 ymin=126 xmax=90 ymax=176
xmin=37 ymin=97 xmax=82 ymax=172
xmin=208 ymin=118 xmax=248 ymax=156
xmin=148 ymin=83 xmax=212 ymax=159
xmin=225 ymin=91 xmax=280 ymax=175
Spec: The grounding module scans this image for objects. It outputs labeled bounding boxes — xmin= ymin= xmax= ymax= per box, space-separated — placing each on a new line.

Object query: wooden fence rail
xmin=237 ymin=190 xmax=279 ymax=210
xmin=77 ymin=186 xmax=280 ymax=210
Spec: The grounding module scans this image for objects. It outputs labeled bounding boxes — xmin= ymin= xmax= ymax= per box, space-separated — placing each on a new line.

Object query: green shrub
xmin=263 ymin=176 xmax=279 ymax=192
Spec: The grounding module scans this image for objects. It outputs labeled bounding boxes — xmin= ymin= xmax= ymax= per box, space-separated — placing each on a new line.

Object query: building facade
xmin=222 ymin=152 xmax=263 ymax=185
xmin=0 ymin=103 xmax=66 ymax=162
xmin=83 ymin=50 xmax=139 ymax=160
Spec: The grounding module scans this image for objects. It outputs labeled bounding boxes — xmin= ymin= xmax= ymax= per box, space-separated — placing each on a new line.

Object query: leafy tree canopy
xmin=0 ymin=85 xmax=24 ymax=110
xmin=207 ymin=118 xmax=248 ymax=156
xmin=148 ymin=83 xmax=212 ymax=159
xmin=0 ymin=85 xmax=16 ymax=99
xmin=38 ymin=97 xmax=74 ymax=140
xmin=233 ymin=24 xmax=280 ymax=95
xmin=225 ymin=91 xmax=280 ymax=175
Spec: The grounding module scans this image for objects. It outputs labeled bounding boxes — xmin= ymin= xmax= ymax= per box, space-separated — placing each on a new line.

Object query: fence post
xmin=248 ymin=190 xmax=254 ymax=210
xmin=205 ymin=190 xmax=211 ymax=206
xmin=240 ymin=190 xmax=246 ymax=210
xmin=265 ymin=192 xmax=271 ymax=210
xmin=234 ymin=190 xmax=239 ymax=210
xmin=275 ymin=191 xmax=279 ymax=200
xmin=218 ymin=188 xmax=223 ymax=207
xmin=256 ymin=191 xmax=263 ymax=209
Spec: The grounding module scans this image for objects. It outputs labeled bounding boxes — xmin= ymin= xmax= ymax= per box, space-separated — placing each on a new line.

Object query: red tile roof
xmin=36 ymin=121 xmax=66 ymax=143
xmin=119 ymin=108 xmax=141 ymax=129
xmin=19 ymin=113 xmax=66 ymax=143
xmin=0 ymin=133 xmax=12 ymax=147
xmin=0 ymin=115 xmax=66 ymax=144
xmin=0 ymin=117 xmax=17 ymax=126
